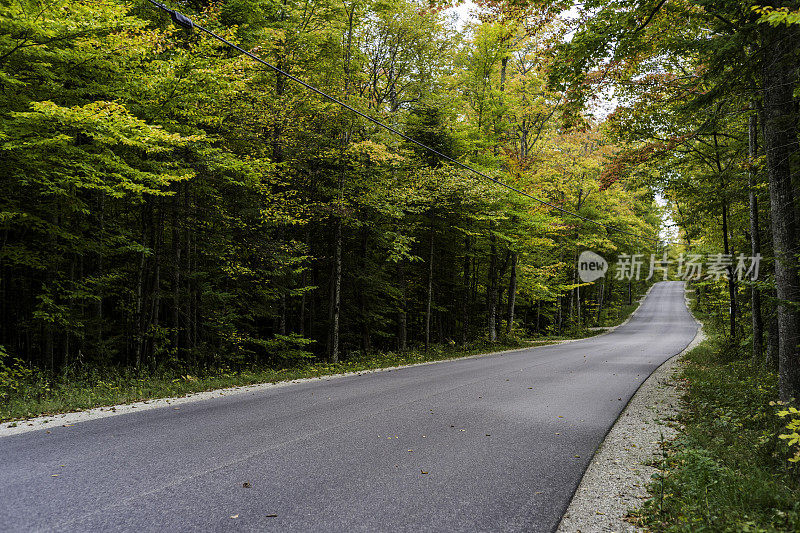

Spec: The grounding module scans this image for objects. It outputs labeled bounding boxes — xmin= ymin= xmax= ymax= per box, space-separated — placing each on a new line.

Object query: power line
xmin=146 ymin=0 xmax=670 ymax=246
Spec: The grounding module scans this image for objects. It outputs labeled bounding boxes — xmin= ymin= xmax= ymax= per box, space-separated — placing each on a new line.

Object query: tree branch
xmin=634 ymin=0 xmax=668 ymax=33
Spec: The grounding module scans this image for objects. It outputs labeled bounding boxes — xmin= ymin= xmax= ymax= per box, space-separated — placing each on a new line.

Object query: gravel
xmin=557 ymin=289 xmax=704 ymax=533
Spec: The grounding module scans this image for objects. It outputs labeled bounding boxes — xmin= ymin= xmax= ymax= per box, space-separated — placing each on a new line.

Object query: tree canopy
xmin=5 ymin=0 xmax=797 ymax=404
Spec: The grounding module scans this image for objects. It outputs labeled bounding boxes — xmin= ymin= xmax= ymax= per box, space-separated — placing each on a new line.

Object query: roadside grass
xmin=1 ymin=340 xmax=523 ymax=423
xmin=633 ymin=317 xmax=800 ymax=531
xmin=602 ymin=300 xmax=643 ymax=328
xmin=1 ymin=286 xmax=650 ymax=424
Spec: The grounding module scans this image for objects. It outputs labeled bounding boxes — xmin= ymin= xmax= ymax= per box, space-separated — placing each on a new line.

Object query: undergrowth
xmin=1 ymin=340 xmax=521 ymax=423
xmin=634 ymin=308 xmax=800 ymax=532
xmin=1 ymin=288 xmax=648 ymax=424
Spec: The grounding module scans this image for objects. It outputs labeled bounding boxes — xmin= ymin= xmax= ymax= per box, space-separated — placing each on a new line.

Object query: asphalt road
xmin=0 ymin=281 xmax=697 ymax=532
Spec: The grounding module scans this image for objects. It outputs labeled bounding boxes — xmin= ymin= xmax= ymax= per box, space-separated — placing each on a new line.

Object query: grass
xmin=632 ymin=307 xmax=800 ymax=532
xmin=1 ymin=288 xmax=651 ymax=424
xmin=603 ymin=300 xmax=644 ymax=328
xmin=1 ymin=340 xmax=522 ymax=423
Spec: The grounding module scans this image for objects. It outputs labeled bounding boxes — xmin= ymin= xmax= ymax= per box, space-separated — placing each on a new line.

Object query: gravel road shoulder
xmin=557 ymin=294 xmax=703 ymax=533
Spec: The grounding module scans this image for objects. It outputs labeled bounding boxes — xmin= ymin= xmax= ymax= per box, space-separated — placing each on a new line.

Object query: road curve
xmin=0 ymin=281 xmax=697 ymax=532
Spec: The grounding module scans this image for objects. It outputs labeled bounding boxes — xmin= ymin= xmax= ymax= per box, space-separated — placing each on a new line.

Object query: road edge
xmin=556 ymin=284 xmax=703 ymax=533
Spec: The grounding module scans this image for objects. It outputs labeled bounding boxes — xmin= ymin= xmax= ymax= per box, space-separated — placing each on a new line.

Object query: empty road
xmin=0 ymin=281 xmax=697 ymax=532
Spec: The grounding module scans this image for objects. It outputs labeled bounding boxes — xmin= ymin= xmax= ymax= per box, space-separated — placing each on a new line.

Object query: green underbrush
xmin=634 ymin=305 xmax=800 ymax=532
xmin=1 ymin=340 xmax=519 ymax=423
xmin=1 ymin=286 xmax=649 ymax=424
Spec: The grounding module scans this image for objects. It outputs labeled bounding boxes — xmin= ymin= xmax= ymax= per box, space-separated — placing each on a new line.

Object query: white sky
xmin=446 ymin=0 xmax=477 ymax=30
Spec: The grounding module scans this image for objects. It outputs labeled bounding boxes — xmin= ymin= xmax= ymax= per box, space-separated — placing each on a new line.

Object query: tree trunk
xmin=326 ymin=3 xmax=354 ymax=363
xmin=328 ymin=218 xmax=342 ymax=363
xmin=425 ymin=229 xmax=434 ymax=351
xmin=299 ymin=267 xmax=307 ymax=338
xmin=461 ymin=236 xmax=471 ymax=345
xmin=95 ymin=193 xmax=104 ymax=344
xmin=557 ymin=294 xmax=564 ymax=336
xmin=359 ymin=227 xmax=370 ymax=354
xmin=506 ymin=252 xmax=517 ymax=335
xmin=749 ymin=104 xmax=764 ymax=362
xmin=134 ymin=216 xmax=147 ymax=369
xmin=471 ymin=256 xmax=479 ymax=321
xmin=762 ymin=22 xmax=800 ymax=400
xmin=487 ymin=231 xmax=498 ymax=342
xmin=721 ymin=201 xmax=736 ymax=339
xmin=398 ymin=261 xmax=407 ymax=351
xmin=151 ymin=219 xmax=161 ymax=348
xmin=596 ymin=278 xmax=605 ymax=325
xmin=279 ymin=296 xmax=287 ymax=336
xmin=276 ymin=227 xmax=287 ymax=336
xmin=172 ymin=197 xmax=181 ymax=355
xmin=300 ymin=228 xmax=312 ymax=338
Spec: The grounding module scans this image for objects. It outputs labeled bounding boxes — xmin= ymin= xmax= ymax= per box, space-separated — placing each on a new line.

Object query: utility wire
xmin=146 ymin=0 xmax=670 ymax=246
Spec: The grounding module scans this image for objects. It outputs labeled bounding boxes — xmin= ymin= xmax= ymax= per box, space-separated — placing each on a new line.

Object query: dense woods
xmin=1 ymin=0 xmax=799 ymax=407
xmin=0 ymin=0 xmax=661 ymax=378
xmin=4 ymin=0 xmax=800 ymax=529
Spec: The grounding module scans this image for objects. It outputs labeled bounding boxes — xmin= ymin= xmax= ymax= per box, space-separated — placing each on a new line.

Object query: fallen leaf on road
xmin=230 ymin=514 xmax=239 ymax=519
xmin=420 ymin=470 xmax=428 ymax=475
xmin=242 ymin=482 xmax=251 ymax=488
xmin=265 ymin=514 xmax=278 ymax=518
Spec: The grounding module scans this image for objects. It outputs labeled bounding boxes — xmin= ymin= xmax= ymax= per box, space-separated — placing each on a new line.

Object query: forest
xmin=1 ymin=0 xmax=799 ymax=405
xmin=5 ymin=0 xmax=800 ymax=528
xmin=0 ymin=0 xmax=661 ymax=380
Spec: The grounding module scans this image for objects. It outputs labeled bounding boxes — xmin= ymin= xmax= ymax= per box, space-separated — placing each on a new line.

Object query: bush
xmin=636 ymin=332 xmax=800 ymax=532
xmin=0 ymin=346 xmax=35 ymax=403
xmin=774 ymin=403 xmax=800 ymax=463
